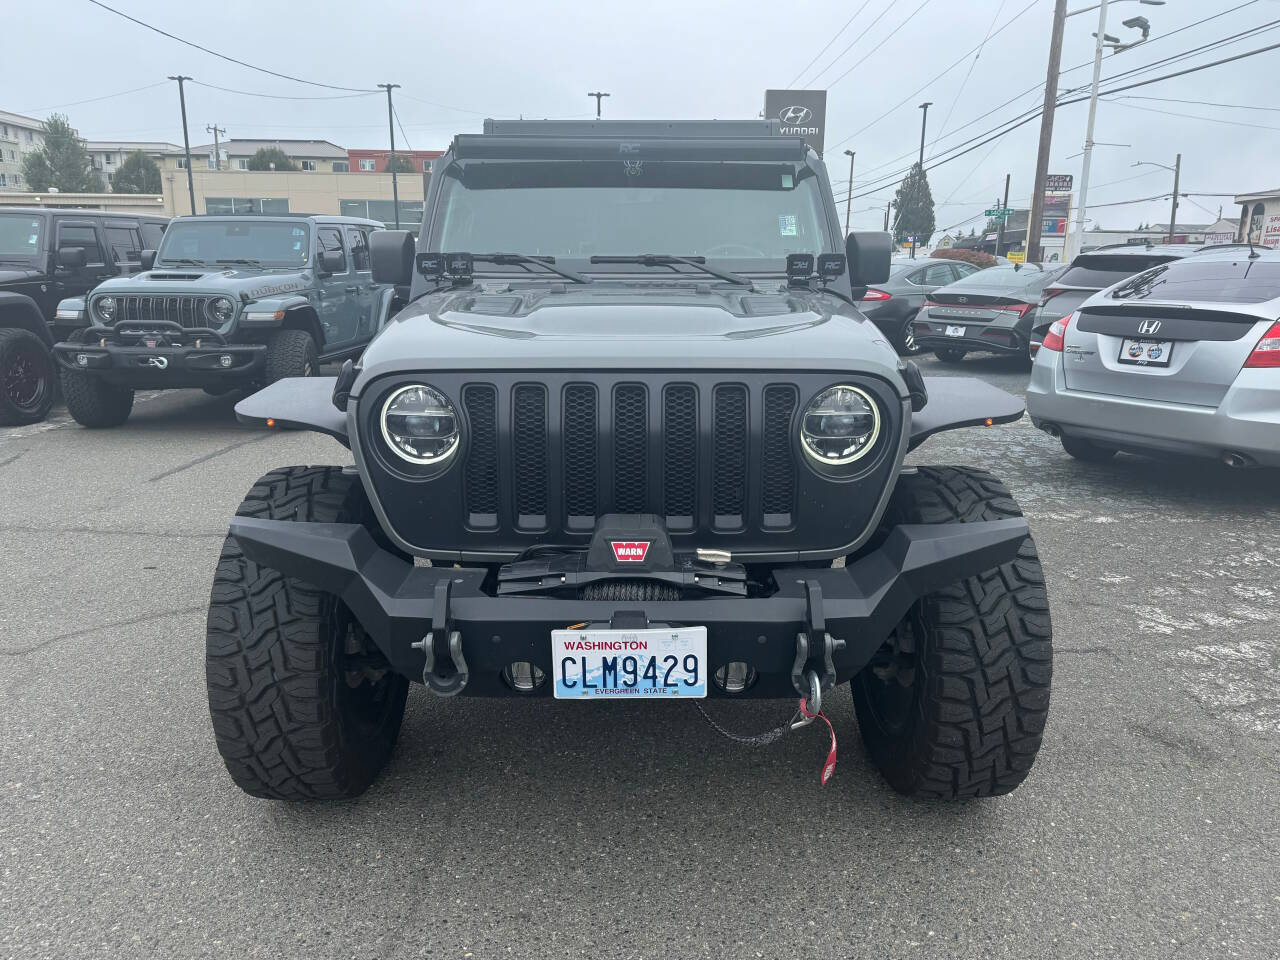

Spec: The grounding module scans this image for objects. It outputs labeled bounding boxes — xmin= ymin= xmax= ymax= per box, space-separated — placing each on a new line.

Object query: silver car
xmin=1026 ymin=248 xmax=1280 ymax=467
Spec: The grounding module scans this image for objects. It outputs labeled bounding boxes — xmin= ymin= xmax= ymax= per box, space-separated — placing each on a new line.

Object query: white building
xmin=0 ymin=110 xmax=45 ymax=192
xmin=86 ymin=141 xmax=183 ymax=190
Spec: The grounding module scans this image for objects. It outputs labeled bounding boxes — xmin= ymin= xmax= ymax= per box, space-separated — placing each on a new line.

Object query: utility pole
xmin=997 ymin=173 xmax=1011 ymax=256
xmin=911 ymin=102 xmax=932 ymax=259
xmin=1071 ymin=0 xmax=1110 ymax=261
xmin=588 ymin=91 xmax=611 ymax=118
xmin=1167 ymin=152 xmax=1181 ymax=243
xmin=378 ymin=83 xmax=401 ymax=229
xmin=884 ymin=201 xmax=891 ymax=232
xmin=168 ymin=75 xmax=195 ymax=215
xmin=1026 ymin=0 xmax=1067 ymax=263
xmin=206 ymin=124 xmax=225 ymax=171
xmin=843 ymin=149 xmax=856 ymax=234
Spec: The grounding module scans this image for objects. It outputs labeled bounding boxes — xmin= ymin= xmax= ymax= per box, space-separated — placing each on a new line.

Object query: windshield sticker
xmin=779 ymin=214 xmax=798 ymax=237
xmin=781 ymin=173 xmax=794 ymax=189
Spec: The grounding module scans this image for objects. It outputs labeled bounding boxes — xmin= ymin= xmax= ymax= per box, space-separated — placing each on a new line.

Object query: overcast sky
xmin=7 ymin=0 xmax=1278 ymax=234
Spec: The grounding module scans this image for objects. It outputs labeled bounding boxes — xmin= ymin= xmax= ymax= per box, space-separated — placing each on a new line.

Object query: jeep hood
xmin=354 ymin=283 xmax=904 ymax=392
xmin=0 ymin=267 xmax=41 ymax=285
xmin=92 ymin=268 xmax=313 ymax=298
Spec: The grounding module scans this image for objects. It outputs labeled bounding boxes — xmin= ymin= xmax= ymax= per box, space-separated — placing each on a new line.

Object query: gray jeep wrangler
xmin=51 ymin=214 xmax=392 ymax=427
xmin=207 ymin=120 xmax=1053 ymax=801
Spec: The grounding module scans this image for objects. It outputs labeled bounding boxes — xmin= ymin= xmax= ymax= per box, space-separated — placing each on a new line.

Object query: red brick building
xmin=347 ymin=148 xmax=443 ymax=174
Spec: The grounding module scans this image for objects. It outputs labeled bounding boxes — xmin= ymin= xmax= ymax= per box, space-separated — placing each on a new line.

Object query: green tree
xmin=246 ymin=147 xmax=298 ymax=172
xmin=383 ymin=154 xmax=415 ymax=173
xmin=892 ymin=163 xmax=935 ymax=248
xmin=20 ymin=114 xmax=103 ymax=192
xmin=111 ymin=150 xmax=162 ymax=194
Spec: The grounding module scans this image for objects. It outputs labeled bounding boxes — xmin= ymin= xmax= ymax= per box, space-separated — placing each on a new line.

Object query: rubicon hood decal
xmin=610 ymin=541 xmax=651 ymax=562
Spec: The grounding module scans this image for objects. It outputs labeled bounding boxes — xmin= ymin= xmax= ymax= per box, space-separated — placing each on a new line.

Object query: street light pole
xmin=168 ymin=75 xmax=195 ymax=215
xmin=843 ymin=149 xmax=856 ymax=234
xmin=378 ymin=83 xmax=401 ymax=229
xmin=911 ymin=102 xmax=932 ymax=260
xmin=1069 ymin=0 xmax=1109 ymax=262
xmin=1168 ymin=152 xmax=1182 ymax=242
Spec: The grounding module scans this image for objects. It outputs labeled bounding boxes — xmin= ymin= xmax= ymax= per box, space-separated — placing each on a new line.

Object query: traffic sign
xmin=985 ymin=208 xmax=1013 ymax=218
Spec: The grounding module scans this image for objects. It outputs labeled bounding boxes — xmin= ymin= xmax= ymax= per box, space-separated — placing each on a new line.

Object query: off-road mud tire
xmin=60 ymin=368 xmax=134 ymax=428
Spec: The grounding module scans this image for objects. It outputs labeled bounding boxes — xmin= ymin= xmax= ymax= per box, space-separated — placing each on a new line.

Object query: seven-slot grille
xmin=100 ymin=294 xmax=221 ymax=329
xmin=460 ymin=379 xmax=800 ymax=536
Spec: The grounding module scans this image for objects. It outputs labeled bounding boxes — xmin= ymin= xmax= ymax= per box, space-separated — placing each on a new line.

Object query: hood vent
xmin=465 ymin=294 xmax=522 ymax=316
xmin=740 ymin=295 xmax=796 ymax=317
xmin=146 ymin=272 xmax=204 ymax=281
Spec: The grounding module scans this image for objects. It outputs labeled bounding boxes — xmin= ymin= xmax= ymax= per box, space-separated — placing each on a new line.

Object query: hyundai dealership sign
xmin=764 ymin=89 xmax=828 ymax=156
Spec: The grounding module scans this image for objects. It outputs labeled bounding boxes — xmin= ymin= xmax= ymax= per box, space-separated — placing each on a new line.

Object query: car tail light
xmin=1244 ymin=320 xmax=1280 ymax=368
xmin=1039 ymin=287 xmax=1067 ymax=308
xmin=1041 ymin=311 xmax=1075 ymax=352
xmin=860 ymin=288 xmax=892 ymax=302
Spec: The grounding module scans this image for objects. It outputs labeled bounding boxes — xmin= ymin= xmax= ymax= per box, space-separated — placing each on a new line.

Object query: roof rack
xmin=480 ymin=119 xmax=783 ymax=139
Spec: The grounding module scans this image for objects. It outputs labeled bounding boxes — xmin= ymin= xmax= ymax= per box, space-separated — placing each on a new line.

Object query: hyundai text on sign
xmin=764 ymin=89 xmax=828 ymax=156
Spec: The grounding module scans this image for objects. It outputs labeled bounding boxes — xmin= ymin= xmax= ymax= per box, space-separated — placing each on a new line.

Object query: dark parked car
xmin=1028 ymin=244 xmax=1199 ymax=357
xmin=205 ymin=119 xmax=1053 ymax=803
xmin=859 ymin=256 xmax=984 ymax=354
xmin=0 ymin=207 xmax=167 ymax=424
xmin=913 ymin=262 xmax=1065 ymax=363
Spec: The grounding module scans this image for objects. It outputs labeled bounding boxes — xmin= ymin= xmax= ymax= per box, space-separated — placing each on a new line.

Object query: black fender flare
xmin=0 ymin=292 xmax=54 ymax=349
xmin=908 ymin=377 xmax=1025 ymax=451
xmin=279 ymin=304 xmax=325 ymax=350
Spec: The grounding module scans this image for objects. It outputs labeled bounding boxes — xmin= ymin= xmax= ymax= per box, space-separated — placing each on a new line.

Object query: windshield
xmin=948 ymin=264 xmax=1054 ymax=292
xmin=156 ymin=220 xmax=310 ymax=267
xmin=432 ymin=160 xmax=833 ymax=272
xmin=1058 ymin=254 xmax=1181 ymax=289
xmin=1114 ymin=259 xmax=1280 ymax=304
xmin=0 ymin=213 xmax=43 ymax=260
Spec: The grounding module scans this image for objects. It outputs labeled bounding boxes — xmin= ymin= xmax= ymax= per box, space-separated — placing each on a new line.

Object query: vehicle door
xmin=344 ymin=225 xmax=379 ymax=340
xmin=315 ymin=224 xmax=357 ymax=349
xmin=103 ymin=220 xmax=145 ymax=276
xmin=52 ymin=218 xmax=114 ymax=301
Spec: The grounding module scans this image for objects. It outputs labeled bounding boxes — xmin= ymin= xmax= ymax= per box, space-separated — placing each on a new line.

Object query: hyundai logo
xmin=779 ymin=105 xmax=813 ymax=125
xmin=1138 ymin=319 xmax=1162 ymax=336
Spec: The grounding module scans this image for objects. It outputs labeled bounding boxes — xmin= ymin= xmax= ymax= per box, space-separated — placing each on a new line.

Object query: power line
xmin=397 ymin=91 xmax=494 ymax=117
xmin=1112 ymin=93 xmax=1280 ymax=113
xmin=786 ymin=0 xmax=876 ymax=87
xmin=930 ymin=0 xmax=1014 ymax=147
xmin=1102 ymin=98 xmax=1280 ymax=131
xmin=392 ymin=104 xmax=414 ymax=152
xmin=186 ymin=80 xmax=378 ymax=101
xmin=84 ymin=0 xmax=377 ymax=92
xmin=18 ymin=81 xmax=170 ymax=115
xmin=802 ymin=0 xmax=900 ymax=87
xmin=825 ymin=0 xmax=938 ymax=90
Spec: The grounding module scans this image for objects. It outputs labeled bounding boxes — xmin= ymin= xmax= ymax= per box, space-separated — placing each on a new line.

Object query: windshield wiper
xmin=158 ymin=257 xmax=208 ymax=267
xmin=473 ymin=253 xmax=591 ymax=284
xmin=589 ymin=254 xmax=752 ymax=287
xmin=217 ymin=258 xmax=264 ymax=267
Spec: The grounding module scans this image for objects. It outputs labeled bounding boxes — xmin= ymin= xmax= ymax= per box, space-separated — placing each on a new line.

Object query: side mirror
xmin=140 ymin=249 xmax=156 ymax=271
xmin=371 ymin=230 xmax=415 ymax=286
xmin=317 ymin=250 xmax=346 ymax=275
xmin=845 ymin=231 xmax=892 ymax=287
xmin=57 ymin=246 xmax=87 ymax=269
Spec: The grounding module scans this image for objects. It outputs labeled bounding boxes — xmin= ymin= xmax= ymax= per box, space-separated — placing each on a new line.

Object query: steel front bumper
xmin=229 ymin=514 xmax=1031 ymax=698
xmin=53 ymin=331 xmax=265 ymax=389
xmin=1027 ymin=353 xmax=1280 ymax=467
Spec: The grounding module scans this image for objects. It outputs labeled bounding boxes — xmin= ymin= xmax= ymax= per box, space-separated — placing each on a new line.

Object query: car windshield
xmin=1057 ymin=254 xmax=1180 ymax=289
xmin=1113 ymin=258 xmax=1280 ymax=304
xmin=156 ymin=220 xmax=310 ymax=267
xmin=431 ymin=160 xmax=834 ymax=273
xmin=0 ymin=213 xmax=43 ymax=260
xmin=946 ymin=264 xmax=1052 ymax=292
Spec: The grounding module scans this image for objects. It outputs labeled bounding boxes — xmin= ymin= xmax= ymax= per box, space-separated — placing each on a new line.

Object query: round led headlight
xmin=380 ymin=384 xmax=459 ymax=465
xmin=94 ymin=296 xmax=116 ymax=322
xmin=801 ymin=385 xmax=880 ymax=466
xmin=208 ymin=296 xmax=236 ymax=324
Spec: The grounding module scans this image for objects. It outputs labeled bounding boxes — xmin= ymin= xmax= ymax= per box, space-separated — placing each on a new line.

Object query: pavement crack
xmin=0 ymin=604 xmax=206 ymax=657
xmin=149 ymin=433 xmax=270 ymax=482
xmin=0 ymin=449 xmax=26 ymax=469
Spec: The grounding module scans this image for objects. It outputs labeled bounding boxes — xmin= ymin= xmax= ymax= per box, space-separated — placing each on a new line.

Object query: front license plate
xmin=551 ymin=626 xmax=707 ymax=699
xmin=1118 ymin=338 xmax=1173 ymax=367
xmin=945 ymin=325 xmax=966 ymax=337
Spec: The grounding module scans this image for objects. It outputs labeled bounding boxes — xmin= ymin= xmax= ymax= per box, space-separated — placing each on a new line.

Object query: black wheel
xmin=0 ymin=328 xmax=56 ymax=426
xmin=60 ymin=368 xmax=134 ymax=428
xmin=264 ymin=329 xmax=317 ymax=383
xmin=898 ymin=312 xmax=924 ymax=355
xmin=1061 ymin=435 xmax=1117 ymax=462
xmin=851 ymin=466 xmax=1052 ymax=799
xmin=205 ymin=466 xmax=409 ymax=800
xmin=933 ymin=347 xmax=967 ymax=364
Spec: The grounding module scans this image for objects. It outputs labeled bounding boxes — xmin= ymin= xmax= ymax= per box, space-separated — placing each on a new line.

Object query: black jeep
xmin=207 ymin=120 xmax=1053 ymax=801
xmin=0 ymin=207 xmax=167 ymax=425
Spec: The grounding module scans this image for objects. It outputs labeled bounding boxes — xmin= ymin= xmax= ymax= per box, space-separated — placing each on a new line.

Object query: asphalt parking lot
xmin=2 ymin=355 xmax=1278 ymax=960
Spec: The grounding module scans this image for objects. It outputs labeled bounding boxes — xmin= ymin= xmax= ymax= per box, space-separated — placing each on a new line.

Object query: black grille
xmin=512 ymin=385 xmax=548 ymax=528
xmin=662 ymin=384 xmax=697 ymax=528
xmin=761 ymin=386 xmax=797 ymax=525
xmin=712 ymin=385 xmax=749 ymax=528
xmin=108 ymin=294 xmax=218 ymax=330
xmin=613 ymin=384 xmax=648 ymax=514
xmin=462 ymin=385 xmax=499 ymax=527
xmin=563 ymin=384 xmax=598 ymax=526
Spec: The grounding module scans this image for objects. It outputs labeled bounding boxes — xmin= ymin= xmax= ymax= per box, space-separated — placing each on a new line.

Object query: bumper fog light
xmin=713 ymin=661 xmax=757 ymax=694
xmin=503 ymin=661 xmax=547 ymax=693
xmin=219 ymin=354 xmax=234 ymax=368
xmin=76 ymin=353 xmax=89 ymax=367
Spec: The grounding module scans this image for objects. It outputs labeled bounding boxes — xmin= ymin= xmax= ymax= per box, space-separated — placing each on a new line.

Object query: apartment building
xmin=0 ymin=110 xmax=45 ymax=191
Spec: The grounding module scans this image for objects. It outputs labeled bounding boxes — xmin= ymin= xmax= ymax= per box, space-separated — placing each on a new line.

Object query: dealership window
xmin=301 ymin=160 xmax=317 ymax=172
xmin=332 ymin=160 xmax=350 ymax=173
xmin=204 ymin=197 xmax=291 ymax=215
xmin=339 ymin=199 xmax=424 ymax=226
xmin=359 ymin=159 xmax=376 ymax=172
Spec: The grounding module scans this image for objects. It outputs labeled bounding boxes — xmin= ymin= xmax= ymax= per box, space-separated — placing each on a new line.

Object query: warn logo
xmin=610 ymin=541 xmax=651 ymax=563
